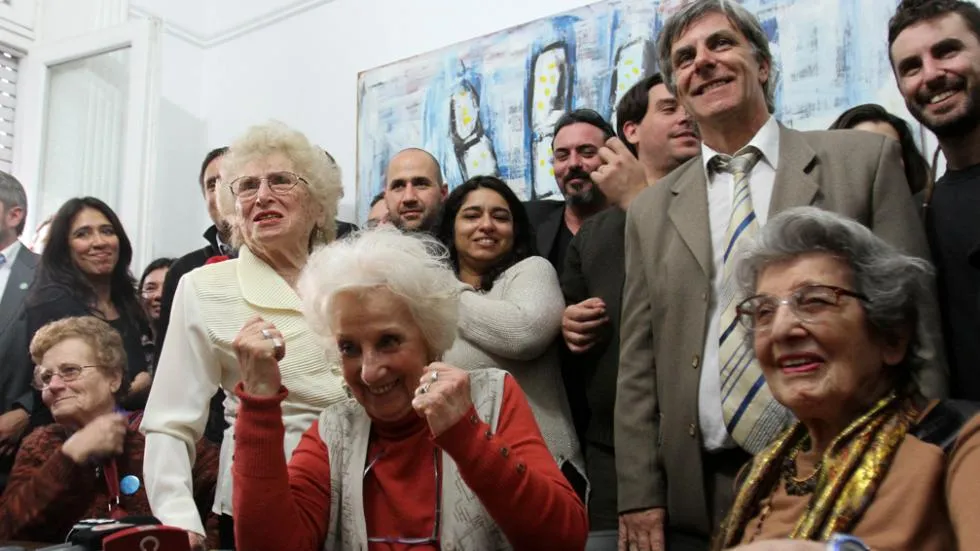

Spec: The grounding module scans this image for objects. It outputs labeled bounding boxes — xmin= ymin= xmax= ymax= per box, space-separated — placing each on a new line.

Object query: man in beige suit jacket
xmin=613 ymin=1 xmax=947 ymax=550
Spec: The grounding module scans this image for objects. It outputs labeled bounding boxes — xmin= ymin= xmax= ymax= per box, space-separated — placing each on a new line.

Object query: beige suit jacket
xmin=614 ymin=125 xmax=947 ymax=536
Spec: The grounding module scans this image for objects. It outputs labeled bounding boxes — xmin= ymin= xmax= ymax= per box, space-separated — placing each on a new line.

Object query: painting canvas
xmin=356 ymin=0 xmax=918 ymax=221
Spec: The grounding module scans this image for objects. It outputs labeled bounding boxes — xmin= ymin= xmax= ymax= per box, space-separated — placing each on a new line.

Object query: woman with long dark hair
xmin=829 ymin=103 xmax=931 ymax=196
xmin=433 ymin=175 xmax=586 ymax=496
xmin=22 ymin=197 xmax=151 ymax=418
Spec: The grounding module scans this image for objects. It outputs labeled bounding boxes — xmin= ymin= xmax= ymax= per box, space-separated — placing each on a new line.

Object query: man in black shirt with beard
xmin=525 ymin=109 xmax=615 ymax=278
xmin=890 ymin=0 xmax=980 ymax=399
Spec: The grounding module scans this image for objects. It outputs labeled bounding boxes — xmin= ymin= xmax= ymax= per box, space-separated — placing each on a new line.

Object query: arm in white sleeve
xmin=457 ymin=256 xmax=564 ymax=361
xmin=140 ymin=276 xmax=221 ymax=534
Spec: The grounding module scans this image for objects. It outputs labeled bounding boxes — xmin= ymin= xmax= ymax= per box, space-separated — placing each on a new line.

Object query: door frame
xmin=15 ymin=18 xmax=159 ymax=270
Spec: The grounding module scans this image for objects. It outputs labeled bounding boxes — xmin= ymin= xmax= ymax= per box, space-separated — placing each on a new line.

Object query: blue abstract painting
xmin=356 ymin=0 xmax=917 ymax=222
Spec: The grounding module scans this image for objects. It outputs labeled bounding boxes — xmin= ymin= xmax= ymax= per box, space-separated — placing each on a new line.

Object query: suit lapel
xmin=536 ymin=206 xmax=564 ymax=259
xmin=668 ymin=161 xmax=713 ymax=277
xmin=768 ymin=124 xmax=819 ymax=215
xmin=0 ymin=247 xmax=38 ymax=335
xmin=236 ymin=247 xmax=302 ymax=312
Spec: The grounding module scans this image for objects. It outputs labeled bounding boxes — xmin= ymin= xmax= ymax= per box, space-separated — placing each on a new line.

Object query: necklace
xmin=747 ymin=494 xmax=774 ymax=542
xmin=781 ymin=436 xmax=822 ymax=496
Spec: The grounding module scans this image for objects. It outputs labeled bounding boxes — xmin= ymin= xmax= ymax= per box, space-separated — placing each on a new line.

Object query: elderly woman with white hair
xmin=714 ymin=207 xmax=980 ymax=551
xmin=230 ymin=228 xmax=588 ymax=550
xmin=141 ymin=121 xmax=348 ymax=550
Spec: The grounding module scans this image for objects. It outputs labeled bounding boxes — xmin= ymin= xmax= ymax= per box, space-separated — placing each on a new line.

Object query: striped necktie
xmin=0 ymin=253 xmax=6 ymax=269
xmin=712 ymin=147 xmax=792 ymax=453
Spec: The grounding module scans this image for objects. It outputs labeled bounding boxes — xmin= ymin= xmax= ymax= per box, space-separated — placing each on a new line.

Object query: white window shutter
xmin=0 ymin=47 xmax=17 ymax=174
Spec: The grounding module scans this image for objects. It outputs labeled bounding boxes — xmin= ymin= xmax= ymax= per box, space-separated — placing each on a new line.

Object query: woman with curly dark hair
xmin=434 ymin=175 xmax=586 ymax=497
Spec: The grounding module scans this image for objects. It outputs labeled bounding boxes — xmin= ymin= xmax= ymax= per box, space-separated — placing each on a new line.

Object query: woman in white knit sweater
xmin=140 ymin=122 xmax=347 ymax=549
xmin=434 ymin=175 xmax=586 ymax=497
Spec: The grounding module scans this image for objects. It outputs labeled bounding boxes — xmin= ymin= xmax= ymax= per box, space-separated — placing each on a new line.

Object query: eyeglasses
xmin=365 ymin=447 xmax=441 ymax=547
xmin=736 ymin=284 xmax=870 ymax=332
xmin=228 ymin=171 xmax=308 ymax=198
xmin=33 ymin=364 xmax=99 ymax=390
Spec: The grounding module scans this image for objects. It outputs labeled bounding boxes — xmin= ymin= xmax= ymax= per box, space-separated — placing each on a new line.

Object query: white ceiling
xmin=129 ymin=0 xmax=337 ymax=47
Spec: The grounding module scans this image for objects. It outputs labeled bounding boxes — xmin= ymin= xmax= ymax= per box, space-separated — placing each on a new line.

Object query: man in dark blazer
xmin=525 ymin=108 xmax=616 ymax=277
xmin=614 ymin=2 xmax=948 ymax=550
xmin=0 ymin=171 xmax=39 ymax=491
xmin=561 ymin=73 xmax=699 ymax=541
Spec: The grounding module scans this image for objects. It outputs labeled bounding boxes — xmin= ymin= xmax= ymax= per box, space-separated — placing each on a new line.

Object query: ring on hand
xmin=272 ymin=337 xmax=284 ymax=359
xmin=430 ymin=371 xmax=438 ymax=382
xmin=418 ymin=383 xmax=430 ymax=395
xmin=261 ymin=328 xmax=273 ymax=339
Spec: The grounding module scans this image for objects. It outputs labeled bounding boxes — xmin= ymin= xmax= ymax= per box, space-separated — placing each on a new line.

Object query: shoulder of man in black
xmin=154 ymin=243 xmax=215 ymax=364
xmin=336 ymin=220 xmax=358 ymax=238
xmin=523 ymin=199 xmax=565 ymax=222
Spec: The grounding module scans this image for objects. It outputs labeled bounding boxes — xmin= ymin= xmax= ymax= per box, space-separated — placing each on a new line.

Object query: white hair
xmin=298 ymin=227 xmax=461 ymax=358
xmin=217 ymin=120 xmax=342 ymax=249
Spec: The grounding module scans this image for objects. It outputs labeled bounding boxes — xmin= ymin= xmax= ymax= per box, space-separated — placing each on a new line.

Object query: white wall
xmin=129 ymin=0 xmax=211 ymax=263
xmin=202 ymin=0 xmax=598 ymax=222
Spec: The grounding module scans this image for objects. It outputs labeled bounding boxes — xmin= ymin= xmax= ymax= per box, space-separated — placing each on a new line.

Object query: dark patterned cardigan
xmin=0 ymin=419 xmax=219 ymax=543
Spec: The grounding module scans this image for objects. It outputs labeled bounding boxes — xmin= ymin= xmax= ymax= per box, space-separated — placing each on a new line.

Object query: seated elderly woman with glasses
xmin=714 ymin=207 xmax=980 ymax=551
xmin=0 ymin=316 xmax=218 ymax=544
xmin=231 ymin=228 xmax=588 ymax=550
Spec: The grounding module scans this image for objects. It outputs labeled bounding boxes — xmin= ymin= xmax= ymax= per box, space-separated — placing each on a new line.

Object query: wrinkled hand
xmin=129 ymin=371 xmax=152 ymax=395
xmin=592 ymin=137 xmax=649 ymax=210
xmin=619 ymin=508 xmax=666 ymax=551
xmin=728 ymin=541 xmax=825 ymax=551
xmin=234 ymin=316 xmax=285 ymax=397
xmin=62 ymin=413 xmax=128 ymax=464
xmin=0 ymin=408 xmax=29 ymax=456
xmin=562 ymin=297 xmax=609 ymax=353
xmin=412 ymin=362 xmax=473 ymax=437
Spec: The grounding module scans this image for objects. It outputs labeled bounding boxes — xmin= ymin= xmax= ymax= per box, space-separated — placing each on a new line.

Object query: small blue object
xmin=120 ymin=475 xmax=141 ymax=495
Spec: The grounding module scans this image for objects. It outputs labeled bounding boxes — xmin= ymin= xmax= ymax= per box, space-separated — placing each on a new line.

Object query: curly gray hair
xmin=298 ymin=227 xmax=461 ymax=360
xmin=657 ymin=0 xmax=778 ymax=114
xmin=218 ymin=121 xmax=342 ymax=249
xmin=736 ymin=207 xmax=933 ymax=378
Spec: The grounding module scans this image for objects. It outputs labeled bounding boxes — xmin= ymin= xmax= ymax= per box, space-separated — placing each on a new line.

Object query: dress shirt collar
xmin=0 ymin=239 xmax=22 ymax=267
xmin=701 ymin=115 xmax=781 ymax=181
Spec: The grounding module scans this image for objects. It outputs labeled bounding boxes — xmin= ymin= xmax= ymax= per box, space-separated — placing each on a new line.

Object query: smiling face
xmin=453 ymin=187 xmax=515 ymax=278
xmin=891 ymin=12 xmax=980 ymax=139
xmin=333 ymin=288 xmax=432 ymax=423
xmin=68 ymin=207 xmax=120 ymax=279
xmin=235 ymin=152 xmax=319 ymax=251
xmin=752 ymin=253 xmax=906 ymax=423
xmin=39 ymin=337 xmax=121 ymax=429
xmin=669 ymin=11 xmax=770 ymax=132
xmin=623 ymin=82 xmax=701 ymax=176
xmin=140 ymin=267 xmax=168 ymax=321
xmin=552 ymin=122 xmax=607 ymax=206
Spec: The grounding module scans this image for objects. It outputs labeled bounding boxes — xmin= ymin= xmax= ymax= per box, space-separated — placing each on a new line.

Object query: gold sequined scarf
xmin=716 ymin=391 xmax=919 ymax=546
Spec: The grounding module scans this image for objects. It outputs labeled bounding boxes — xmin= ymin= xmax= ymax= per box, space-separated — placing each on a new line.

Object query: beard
xmin=561 ymin=168 xmax=606 ymax=208
xmin=909 ymin=79 xmax=980 ymax=139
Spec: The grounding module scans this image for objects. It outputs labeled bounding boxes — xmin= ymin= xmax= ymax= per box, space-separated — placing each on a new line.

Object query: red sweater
xmin=0 ymin=422 xmax=219 ymax=543
xmin=233 ymin=375 xmax=587 ymax=551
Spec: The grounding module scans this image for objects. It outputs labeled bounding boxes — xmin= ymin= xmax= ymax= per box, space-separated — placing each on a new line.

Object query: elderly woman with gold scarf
xmin=714 ymin=207 xmax=980 ymax=551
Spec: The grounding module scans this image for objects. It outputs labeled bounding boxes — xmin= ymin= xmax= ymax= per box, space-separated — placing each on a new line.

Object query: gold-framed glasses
xmin=736 ymin=284 xmax=870 ymax=332
xmin=33 ymin=364 xmax=100 ymax=390
xmin=228 ymin=171 xmax=308 ymax=198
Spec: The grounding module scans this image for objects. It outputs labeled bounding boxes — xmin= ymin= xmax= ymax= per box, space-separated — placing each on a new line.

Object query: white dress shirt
xmin=0 ymin=239 xmax=22 ymax=303
xmin=698 ymin=115 xmax=781 ymax=451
